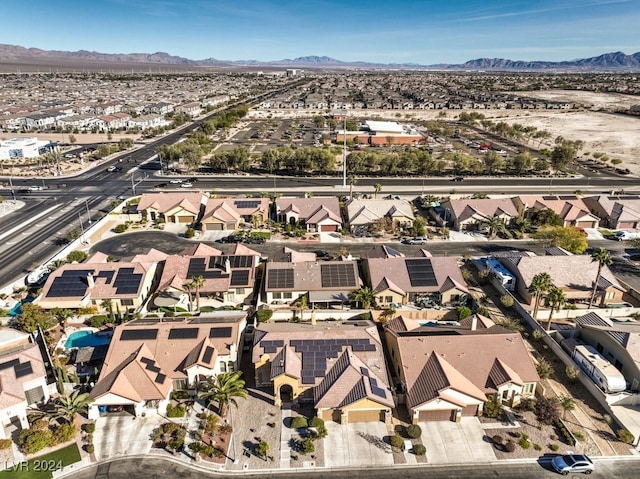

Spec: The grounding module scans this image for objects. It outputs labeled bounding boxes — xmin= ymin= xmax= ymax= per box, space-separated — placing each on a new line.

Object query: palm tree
xmin=545 ymin=286 xmax=567 ymax=330
xmin=51 ymin=308 xmax=73 ymax=330
xmin=198 ymin=371 xmax=247 ymax=417
xmin=484 ymin=215 xmax=508 ymax=239
xmin=296 ymin=295 xmax=308 ymax=321
xmin=347 ymin=174 xmax=357 ymax=199
xmin=373 ymin=183 xmax=382 ymax=199
xmin=528 ymin=272 xmax=553 ymax=319
xmin=183 ymin=281 xmax=195 ymax=312
xmin=190 ymin=275 xmax=205 ymax=311
xmin=349 ymin=286 xmax=376 ymax=309
xmin=53 ymin=390 xmax=93 ymax=425
xmin=589 ymin=247 xmax=612 ymax=309
xmin=558 ymin=395 xmax=575 ymax=420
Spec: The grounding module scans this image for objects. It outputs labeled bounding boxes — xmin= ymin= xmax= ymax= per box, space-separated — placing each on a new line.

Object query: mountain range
xmin=1 ymin=44 xmax=640 ymax=72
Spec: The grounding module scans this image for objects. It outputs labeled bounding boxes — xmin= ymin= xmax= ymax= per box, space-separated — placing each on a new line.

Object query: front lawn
xmin=0 ymin=443 xmax=81 ymax=479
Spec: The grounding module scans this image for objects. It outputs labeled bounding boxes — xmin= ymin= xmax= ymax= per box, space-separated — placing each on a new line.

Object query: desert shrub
xmin=565 ymin=365 xmax=580 ymax=381
xmin=85 ymin=433 xmax=93 ymax=444
xmin=618 ymin=429 xmax=635 ymax=444
xmin=504 ymin=440 xmax=516 ymax=453
xmin=0 ymin=439 xmax=12 ymax=450
xmin=406 ymin=424 xmax=422 ymax=439
xmin=533 ymin=443 xmax=542 ymax=451
xmin=30 ymin=418 xmax=50 ymax=431
xmin=549 ymin=443 xmax=559 ymax=452
xmin=202 ymin=445 xmax=216 ymax=457
xmin=84 ymin=423 xmax=96 ymax=434
xmin=492 ymin=435 xmax=503 ymax=445
xmin=519 ymin=434 xmax=531 ymax=449
xmin=573 ymin=431 xmax=585 ymax=441
xmin=500 ymin=295 xmax=514 ymax=308
xmin=536 ymin=359 xmax=553 ymax=379
xmin=521 ymin=397 xmax=536 ymax=411
xmin=66 ymin=250 xmax=88 ymax=263
xmin=188 ymin=441 xmax=202 ymax=453
xmin=169 ymin=438 xmax=184 ymax=451
xmin=256 ymin=439 xmax=270 ymax=458
xmin=457 ymin=306 xmax=472 ymax=320
xmin=53 ymin=423 xmax=76 ymax=444
xmin=86 ymin=444 xmax=95 ymax=454
xmin=184 ymin=228 xmax=196 ymax=238
xmin=291 ymin=416 xmax=308 ymax=429
xmin=483 ymin=395 xmax=502 ymax=418
xmin=309 ymin=417 xmax=324 ymax=428
xmin=309 ymin=424 xmax=328 ymax=440
xmin=114 ymin=224 xmax=128 ymax=233
xmin=166 ymin=403 xmax=186 ymax=418
xmin=554 ymin=419 xmax=576 ymax=446
xmin=256 ymin=308 xmax=273 ymax=323
xmin=200 ymin=413 xmax=218 ymax=434
xmin=298 ymin=438 xmax=315 ymax=454
xmin=390 ymin=433 xmax=405 ymax=450
xmin=218 ymin=423 xmax=232 ymax=434
xmin=18 ymin=429 xmax=53 ymax=454
xmin=413 ymin=444 xmax=426 ymax=455
xmin=535 ymin=396 xmax=560 ymax=424
xmin=531 ymin=329 xmax=544 ymax=341
xmin=87 ymin=315 xmax=110 ymax=328
xmin=172 ymin=390 xmax=189 ymax=400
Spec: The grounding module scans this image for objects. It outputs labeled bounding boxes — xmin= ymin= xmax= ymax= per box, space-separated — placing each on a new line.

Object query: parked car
xmin=551 ymin=454 xmax=594 ymax=475
xmin=187 ymin=177 xmax=199 ymax=183
xmin=451 ymin=176 xmax=464 ymax=182
xmin=402 ymin=236 xmax=428 ymax=245
xmin=314 ymin=249 xmax=330 ymax=258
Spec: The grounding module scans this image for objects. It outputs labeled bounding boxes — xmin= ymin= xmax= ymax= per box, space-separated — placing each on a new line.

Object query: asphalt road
xmin=62 ymin=455 xmax=638 ymax=479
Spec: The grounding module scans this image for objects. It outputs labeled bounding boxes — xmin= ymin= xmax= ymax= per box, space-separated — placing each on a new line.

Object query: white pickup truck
xmin=613 ymin=230 xmax=640 ymax=241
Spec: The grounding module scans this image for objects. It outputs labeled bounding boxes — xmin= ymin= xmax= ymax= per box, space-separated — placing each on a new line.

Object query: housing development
xmin=1 ymin=66 xmax=640 ymax=479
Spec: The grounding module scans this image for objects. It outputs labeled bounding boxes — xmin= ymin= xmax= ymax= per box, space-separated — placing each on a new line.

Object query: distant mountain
xmin=1 ymin=43 xmax=640 ymax=71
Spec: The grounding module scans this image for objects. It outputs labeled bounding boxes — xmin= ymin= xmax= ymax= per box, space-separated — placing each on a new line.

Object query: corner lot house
xmin=582 ymin=195 xmax=640 ymax=230
xmin=201 ymin=197 xmax=270 ymax=231
xmin=37 ymin=252 xmax=158 ymax=314
xmin=384 ymin=315 xmax=539 ymax=423
xmin=513 ymin=195 xmax=600 ymax=229
xmin=345 ymin=198 xmax=415 ymax=233
xmin=253 ymin=321 xmax=394 ymax=423
xmin=137 ymin=192 xmax=205 ymax=224
xmin=89 ymin=314 xmax=245 ymax=419
xmin=440 ymin=198 xmax=519 ymax=231
xmin=0 ymin=328 xmax=51 ymax=439
xmin=363 ymin=255 xmax=469 ymax=308
xmin=274 ymin=197 xmax=342 ymax=233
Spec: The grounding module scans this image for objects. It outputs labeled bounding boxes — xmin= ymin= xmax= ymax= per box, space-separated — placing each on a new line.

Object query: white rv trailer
xmin=572 ymin=344 xmax=626 ymax=393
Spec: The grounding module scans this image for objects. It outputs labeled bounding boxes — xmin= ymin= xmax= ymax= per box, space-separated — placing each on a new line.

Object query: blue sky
xmin=2 ymin=0 xmax=638 ymax=64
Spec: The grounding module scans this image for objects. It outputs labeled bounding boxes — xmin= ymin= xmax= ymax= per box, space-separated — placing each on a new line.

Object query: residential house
xmin=253 ymin=321 xmax=394 ymax=423
xmin=201 ymin=197 xmax=270 ymax=231
xmin=513 ymin=195 xmax=600 ymax=229
xmin=137 ymin=192 xmax=205 ymax=224
xmin=37 ymin=252 xmax=158 ymax=314
xmin=175 ymin=102 xmax=202 ymax=117
xmin=264 ymin=260 xmax=361 ymax=308
xmin=363 ymin=255 xmax=469 ymax=308
xmin=345 ymin=199 xmax=415 ymax=233
xmin=0 ymin=328 xmax=51 ymax=439
xmin=440 ymin=198 xmax=519 ymax=231
xmin=154 ymin=243 xmax=260 ymax=309
xmin=384 ymin=315 xmax=539 ymax=423
xmin=582 ymin=195 xmax=640 ymax=230
xmin=127 ymin=114 xmax=170 ymax=131
xmin=500 ymin=254 xmax=626 ymax=308
xmin=89 ymin=313 xmax=245 ymax=419
xmin=96 ymin=112 xmax=132 ymax=131
xmin=275 ymin=197 xmax=342 ymax=233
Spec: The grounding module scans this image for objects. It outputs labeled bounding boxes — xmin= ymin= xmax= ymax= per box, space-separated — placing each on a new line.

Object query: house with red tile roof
xmin=137 ymin=192 xmax=205 ymax=224
xmin=252 ymin=321 xmax=394 ymax=423
xmin=582 ymin=195 xmax=640 ymax=230
xmin=0 ymin=328 xmax=50 ymax=439
xmin=275 ymin=197 xmax=342 ymax=233
xmin=440 ymin=198 xmax=519 ymax=231
xmin=384 ymin=315 xmax=539 ymax=423
xmin=513 ymin=195 xmax=600 ymax=229
xmin=88 ymin=313 xmax=246 ymax=419
xmin=201 ymin=197 xmax=270 ymax=231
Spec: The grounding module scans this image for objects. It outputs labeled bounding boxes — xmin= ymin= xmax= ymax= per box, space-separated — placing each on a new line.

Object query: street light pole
xmin=78 ymin=211 xmax=85 ymax=244
xmin=85 ymin=199 xmax=91 ymax=224
xmin=342 ymin=114 xmax=347 ymax=188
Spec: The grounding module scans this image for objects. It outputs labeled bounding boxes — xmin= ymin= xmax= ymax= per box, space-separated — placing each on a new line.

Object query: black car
xmin=187 ymin=177 xmax=199 ymax=182
xmin=156 ymin=182 xmax=168 ymax=188
xmin=314 ymin=249 xmax=330 ymax=258
xmin=452 ymin=176 xmax=464 ymax=182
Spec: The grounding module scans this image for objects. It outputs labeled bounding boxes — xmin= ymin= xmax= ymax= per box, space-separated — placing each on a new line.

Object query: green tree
xmin=484 ymin=215 xmax=508 ymax=239
xmin=412 ymin=216 xmax=427 ymax=236
xmin=349 ymin=286 xmax=375 ymax=309
xmin=51 ymin=308 xmax=73 ymax=329
xmin=183 ymin=281 xmax=195 ymax=312
xmin=15 ymin=303 xmax=54 ymax=333
xmin=589 ymin=247 xmax=612 ymax=309
xmin=528 ymin=272 xmax=553 ymax=318
xmin=545 ymin=286 xmax=567 ymax=329
xmin=529 ymin=208 xmax=562 ymax=227
xmin=550 ymin=142 xmax=577 ymax=172
xmin=482 ymin=150 xmax=504 ymax=174
xmin=198 ymin=371 xmax=248 ymax=417
xmin=347 ymin=174 xmax=357 ymax=199
xmin=558 ymin=395 xmax=575 ymax=420
xmin=532 ymin=226 xmax=588 ymax=254
xmin=191 ymin=275 xmax=205 ymax=311
xmin=511 ymin=152 xmax=534 ymax=174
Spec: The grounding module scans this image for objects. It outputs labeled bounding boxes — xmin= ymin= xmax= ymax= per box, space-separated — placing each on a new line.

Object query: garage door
xmin=462 ymin=405 xmax=478 ymax=416
xmin=418 ymin=409 xmax=453 ymax=422
xmin=320 ymin=225 xmax=338 ymax=232
xmin=206 ymin=223 xmax=224 ymax=231
xmin=178 ymin=216 xmax=193 ymax=223
xmin=345 ymin=409 xmax=384 ymax=423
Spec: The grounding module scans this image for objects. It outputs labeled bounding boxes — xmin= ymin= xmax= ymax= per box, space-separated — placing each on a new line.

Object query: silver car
xmin=551 ymin=454 xmax=594 ymax=475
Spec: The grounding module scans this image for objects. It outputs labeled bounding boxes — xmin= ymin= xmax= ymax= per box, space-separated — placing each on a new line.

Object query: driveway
xmin=94 ymin=414 xmax=167 ymax=460
xmin=323 ymin=421 xmax=394 ymax=468
xmin=420 ymin=418 xmax=495 ymax=464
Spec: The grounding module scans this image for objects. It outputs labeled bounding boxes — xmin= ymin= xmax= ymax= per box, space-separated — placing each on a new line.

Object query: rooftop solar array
xmin=542 ymin=195 xmax=558 ymax=200
xmin=209 ymin=255 xmax=254 ymax=270
xmin=234 ymin=200 xmax=261 ymax=209
xmin=406 ymin=258 xmax=437 ymax=287
xmin=187 ymin=258 xmax=225 ymax=280
xmin=113 ymin=267 xmax=143 ymax=295
xmin=120 ymin=329 xmax=158 ymax=341
xmin=202 ymin=346 xmax=215 ymax=363
xmin=0 ymin=358 xmax=19 ymax=371
xmin=360 ymin=366 xmax=387 ymax=398
xmin=45 ymin=269 xmax=93 ymax=298
xmin=320 ymin=264 xmax=357 ymax=288
xmin=209 ymin=327 xmax=232 ymax=338
xmin=261 ymin=339 xmax=285 ymax=354
xmin=95 ymin=270 xmax=115 ymax=284
xmin=267 ymin=268 xmax=294 ymax=289
xmin=0 ymin=358 xmax=34 ymax=379
xmin=558 ymin=195 xmax=578 ymax=200
xmin=168 ymin=328 xmax=199 ymax=340
xmin=140 ymin=356 xmax=166 ymax=384
xmin=230 ymin=270 xmax=250 ymax=286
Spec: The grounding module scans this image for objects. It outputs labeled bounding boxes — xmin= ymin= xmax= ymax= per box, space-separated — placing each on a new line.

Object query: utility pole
xmin=8 ymin=175 xmax=16 ymax=201
xmin=78 ymin=211 xmax=85 ymax=244
xmin=85 ymin=199 xmax=92 ymax=224
xmin=342 ymin=114 xmax=347 ymax=188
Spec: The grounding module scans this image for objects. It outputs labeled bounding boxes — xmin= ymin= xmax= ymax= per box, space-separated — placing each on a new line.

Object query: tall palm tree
xmin=198 ymin=371 xmax=247 ymax=417
xmin=484 ymin=215 xmax=508 ymax=239
xmin=545 ymin=286 xmax=567 ymax=330
xmin=589 ymin=247 xmax=612 ymax=309
xmin=53 ymin=390 xmax=93 ymax=425
xmin=528 ymin=272 xmax=553 ymax=319
xmin=190 ymin=275 xmax=205 ymax=311
xmin=349 ymin=286 xmax=376 ymax=309
xmin=183 ymin=281 xmax=195 ymax=312
xmin=296 ymin=295 xmax=308 ymax=322
xmin=347 ymin=174 xmax=357 ymax=199
xmin=373 ymin=183 xmax=382 ymax=199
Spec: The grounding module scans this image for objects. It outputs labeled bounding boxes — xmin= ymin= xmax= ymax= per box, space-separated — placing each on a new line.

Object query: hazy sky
xmin=3 ymin=0 xmax=638 ymax=64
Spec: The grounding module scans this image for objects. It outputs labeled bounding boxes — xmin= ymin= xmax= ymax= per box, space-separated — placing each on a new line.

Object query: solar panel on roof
xmin=558 ymin=195 xmax=577 ymax=200
xmin=113 ymin=267 xmax=143 ymax=295
xmin=542 ymin=195 xmax=558 ymax=200
xmin=202 ymin=346 xmax=215 ymax=363
xmin=320 ymin=263 xmax=357 ymax=288
xmin=234 ymin=200 xmax=261 ymax=209
xmin=46 ymin=269 xmax=94 ymax=298
xmin=230 ymin=270 xmax=249 ymax=286
xmin=267 ymin=268 xmax=294 ymax=289
xmin=95 ymin=270 xmax=115 ymax=284
xmin=168 ymin=328 xmax=199 ymax=340
xmin=155 ymin=373 xmax=166 ymax=384
xmin=0 ymin=359 xmax=19 ymax=371
xmin=120 ymin=329 xmax=158 ymax=341
xmin=14 ymin=362 xmax=33 ymax=378
xmin=227 ymin=255 xmax=254 ymax=269
xmin=209 ymin=327 xmax=232 ymax=338
xmin=405 ymin=258 xmax=438 ymax=287
xmin=189 ymin=257 xmax=227 ymax=280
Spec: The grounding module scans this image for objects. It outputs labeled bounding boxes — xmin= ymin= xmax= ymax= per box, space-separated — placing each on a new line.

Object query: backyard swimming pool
xmin=64 ymin=330 xmax=112 ymax=349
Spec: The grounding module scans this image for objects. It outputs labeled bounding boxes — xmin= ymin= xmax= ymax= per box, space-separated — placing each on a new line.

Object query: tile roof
xmin=518 ymin=196 xmax=600 ymax=224
xmin=275 ymin=197 xmax=341 ymax=222
xmin=264 ymin=260 xmax=361 ymax=292
xmin=0 ymin=340 xmax=47 ymax=409
xmin=443 ymin=198 xmax=518 ymax=223
xmin=346 ymin=199 xmax=415 ymax=226
xmin=137 ymin=192 xmax=204 ymax=215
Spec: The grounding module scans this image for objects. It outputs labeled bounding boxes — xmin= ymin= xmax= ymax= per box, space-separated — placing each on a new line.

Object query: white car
xmin=180 ymin=182 xmax=193 ymax=188
xmin=28 ymin=185 xmax=43 ymax=191
xmin=169 ymin=179 xmax=183 ymax=184
xmin=551 ymin=454 xmax=594 ymax=475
